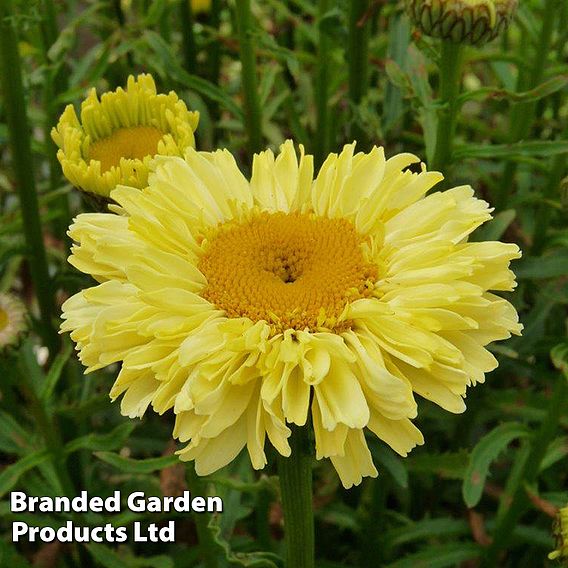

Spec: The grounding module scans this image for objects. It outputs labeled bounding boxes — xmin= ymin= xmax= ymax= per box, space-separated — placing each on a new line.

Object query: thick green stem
xmin=180 ymin=0 xmax=197 ymax=75
xmin=41 ymin=0 xmax=71 ymax=244
xmin=347 ymin=0 xmax=370 ymax=148
xmin=315 ymin=0 xmax=331 ymax=167
xmin=495 ymin=0 xmax=557 ymax=209
xmin=235 ymin=0 xmax=263 ymax=156
xmin=431 ymin=41 xmax=464 ymax=174
xmin=277 ymin=425 xmax=314 ymax=568
xmin=186 ymin=464 xmax=219 ymax=568
xmin=0 ymin=0 xmax=59 ymax=354
xmin=483 ymin=375 xmax=568 ymax=566
xmin=208 ymin=0 xmax=223 ymax=129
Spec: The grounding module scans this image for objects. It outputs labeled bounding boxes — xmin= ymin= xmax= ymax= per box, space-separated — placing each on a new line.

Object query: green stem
xmin=431 ymin=40 xmax=464 ymax=174
xmin=495 ymin=0 xmax=557 ymax=209
xmin=180 ymin=0 xmax=197 ymax=75
xmin=186 ymin=464 xmax=219 ymax=568
xmin=277 ymin=425 xmax=314 ymax=568
xmin=531 ymin=149 xmax=566 ymax=254
xmin=483 ymin=375 xmax=568 ymax=566
xmin=235 ymin=0 xmax=263 ymax=156
xmin=208 ymin=0 xmax=223 ymax=130
xmin=314 ymin=0 xmax=331 ymax=167
xmin=40 ymin=0 xmax=71 ymax=245
xmin=0 ymin=0 xmax=60 ymax=354
xmin=347 ymin=0 xmax=370 ymax=148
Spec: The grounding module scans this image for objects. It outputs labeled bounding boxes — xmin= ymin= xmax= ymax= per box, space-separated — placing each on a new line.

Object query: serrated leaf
xmin=459 ymin=74 xmax=568 ymax=105
xmin=462 ymin=422 xmax=529 ymax=508
xmin=207 ymin=514 xmax=283 ymax=567
xmin=65 ymin=422 xmax=137 ymax=455
xmin=94 ymin=451 xmax=179 ymax=474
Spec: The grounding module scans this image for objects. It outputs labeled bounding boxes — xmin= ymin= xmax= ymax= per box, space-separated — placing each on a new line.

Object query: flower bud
xmin=406 ymin=0 xmax=518 ymax=46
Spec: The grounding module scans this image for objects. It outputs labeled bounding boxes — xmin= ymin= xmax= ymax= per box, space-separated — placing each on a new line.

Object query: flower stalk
xmin=186 ymin=464 xmax=219 ymax=568
xmin=315 ymin=0 xmax=331 ymax=168
xmin=277 ymin=425 xmax=315 ymax=568
xmin=0 ymin=0 xmax=59 ymax=354
xmin=235 ymin=0 xmax=263 ymax=156
xmin=495 ymin=0 xmax=557 ymax=209
xmin=348 ymin=0 xmax=370 ymax=148
xmin=431 ymin=40 xmax=464 ymax=174
xmin=180 ymin=0 xmax=198 ymax=75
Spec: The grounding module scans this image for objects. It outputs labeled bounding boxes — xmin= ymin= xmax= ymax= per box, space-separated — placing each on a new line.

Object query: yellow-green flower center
xmin=198 ymin=212 xmax=378 ymax=333
xmin=0 ymin=307 xmax=8 ymax=332
xmin=88 ymin=126 xmax=164 ymax=172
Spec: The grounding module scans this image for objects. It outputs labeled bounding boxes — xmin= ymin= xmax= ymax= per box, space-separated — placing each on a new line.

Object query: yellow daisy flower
xmin=0 ymin=293 xmax=27 ymax=349
xmin=51 ymin=74 xmax=199 ymax=199
xmin=61 ymin=142 xmax=522 ymax=488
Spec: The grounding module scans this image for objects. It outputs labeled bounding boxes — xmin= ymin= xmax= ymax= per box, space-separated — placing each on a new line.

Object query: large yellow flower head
xmin=61 ymin=142 xmax=522 ymax=488
xmin=51 ymin=74 xmax=199 ymax=199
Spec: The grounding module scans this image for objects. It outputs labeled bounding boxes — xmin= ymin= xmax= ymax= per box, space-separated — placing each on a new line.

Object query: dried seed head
xmin=406 ymin=0 xmax=518 ymax=46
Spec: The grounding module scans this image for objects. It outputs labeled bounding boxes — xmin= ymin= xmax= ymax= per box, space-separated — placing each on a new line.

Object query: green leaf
xmin=65 ymin=422 xmax=137 ymax=455
xmin=454 ymin=140 xmax=568 ymax=160
xmin=86 ymin=544 xmax=174 ymax=568
xmin=459 ymin=74 xmax=568 ymax=105
xmin=473 ymin=209 xmax=516 ymax=241
xmin=142 ymin=31 xmax=244 ymax=121
xmin=385 ymin=543 xmax=481 ymax=568
xmin=462 ymin=422 xmax=529 ymax=508
xmin=0 ymin=540 xmax=32 ymax=568
xmin=0 ymin=410 xmax=32 ymax=454
xmin=94 ymin=451 xmax=179 ymax=474
xmin=39 ymin=342 xmax=74 ymax=402
xmin=85 ymin=544 xmax=128 ymax=568
xmin=515 ymin=251 xmax=568 ymax=279
xmin=551 ymin=342 xmax=568 ymax=377
xmin=207 ymin=514 xmax=283 ymax=567
xmin=0 ymin=449 xmax=50 ymax=498
xmin=383 ymin=518 xmax=469 ymax=549
xmin=405 ymin=450 xmax=469 ymax=480
xmin=539 ymin=436 xmax=568 ymax=472
xmin=370 ymin=443 xmax=408 ymax=488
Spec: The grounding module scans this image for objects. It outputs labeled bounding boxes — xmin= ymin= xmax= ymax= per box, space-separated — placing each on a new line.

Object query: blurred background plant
xmin=0 ymin=0 xmax=567 ymax=566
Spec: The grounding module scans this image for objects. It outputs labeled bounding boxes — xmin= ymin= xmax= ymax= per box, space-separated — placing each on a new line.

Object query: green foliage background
xmin=0 ymin=0 xmax=567 ymax=567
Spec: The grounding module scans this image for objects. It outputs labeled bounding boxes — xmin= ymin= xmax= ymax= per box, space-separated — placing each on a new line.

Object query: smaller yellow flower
xmin=51 ymin=74 xmax=199 ymax=198
xmin=190 ymin=0 xmax=212 ymax=15
xmin=0 ymin=293 xmax=27 ymax=350
xmin=550 ymin=505 xmax=568 ymax=564
xmin=406 ymin=0 xmax=518 ymax=46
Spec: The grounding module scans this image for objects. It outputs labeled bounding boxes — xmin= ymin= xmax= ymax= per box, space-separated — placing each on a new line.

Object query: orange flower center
xmin=88 ymin=126 xmax=164 ymax=172
xmin=198 ymin=212 xmax=378 ymax=333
